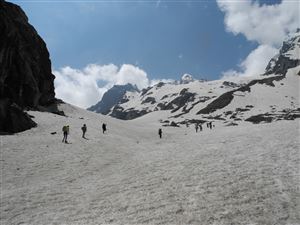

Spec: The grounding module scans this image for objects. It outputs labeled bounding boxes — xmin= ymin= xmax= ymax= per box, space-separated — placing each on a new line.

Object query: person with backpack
xmin=158 ymin=128 xmax=162 ymax=139
xmin=195 ymin=124 xmax=199 ymax=133
xmin=102 ymin=123 xmax=107 ymax=134
xmin=81 ymin=124 xmax=87 ymax=138
xmin=62 ymin=125 xmax=69 ymax=143
xmin=199 ymin=124 xmax=203 ymax=132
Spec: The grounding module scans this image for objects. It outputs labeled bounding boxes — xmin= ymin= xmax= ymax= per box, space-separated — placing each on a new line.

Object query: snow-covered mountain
xmin=88 ymin=83 xmax=139 ymax=114
xmin=180 ymin=73 xmax=194 ymax=84
xmin=265 ymin=29 xmax=300 ymax=75
xmin=2 ymin=2 xmax=299 ymax=224
xmin=89 ymin=31 xmax=300 ymax=126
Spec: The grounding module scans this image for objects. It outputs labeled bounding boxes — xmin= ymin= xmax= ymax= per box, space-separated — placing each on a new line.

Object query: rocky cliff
xmin=0 ymin=0 xmax=62 ymax=134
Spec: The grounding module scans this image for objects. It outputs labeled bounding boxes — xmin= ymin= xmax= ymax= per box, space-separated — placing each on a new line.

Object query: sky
xmin=10 ymin=0 xmax=299 ymax=108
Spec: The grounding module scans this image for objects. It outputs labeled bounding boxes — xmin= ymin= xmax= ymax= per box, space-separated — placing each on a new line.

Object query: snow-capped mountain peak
xmin=180 ymin=74 xmax=194 ymax=84
xmin=87 ymin=83 xmax=139 ymax=114
xmin=86 ymin=32 xmax=299 ymax=127
xmin=265 ymin=30 xmax=300 ymax=75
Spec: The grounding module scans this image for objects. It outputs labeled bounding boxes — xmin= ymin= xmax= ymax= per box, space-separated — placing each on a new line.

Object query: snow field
xmin=1 ymin=104 xmax=299 ymax=225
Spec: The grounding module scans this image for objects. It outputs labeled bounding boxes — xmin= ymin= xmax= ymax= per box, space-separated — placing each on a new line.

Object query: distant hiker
xmin=62 ymin=125 xmax=69 ymax=143
xmin=158 ymin=128 xmax=162 ymax=139
xmin=195 ymin=124 xmax=199 ymax=133
xmin=199 ymin=124 xmax=203 ymax=132
xmin=206 ymin=122 xmax=209 ymax=128
xmin=81 ymin=124 xmax=87 ymax=138
xmin=102 ymin=123 xmax=107 ymax=134
xmin=209 ymin=122 xmax=213 ymax=129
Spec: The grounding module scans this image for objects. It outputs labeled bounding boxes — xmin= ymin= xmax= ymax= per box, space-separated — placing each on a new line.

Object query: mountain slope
xmin=92 ymin=31 xmax=300 ymax=126
xmin=1 ymin=103 xmax=299 ymax=225
xmin=88 ymin=83 xmax=139 ymax=114
xmin=265 ymin=29 xmax=300 ymax=75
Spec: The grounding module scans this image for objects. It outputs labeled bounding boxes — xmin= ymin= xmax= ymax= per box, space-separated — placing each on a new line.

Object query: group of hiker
xmin=194 ymin=124 xmax=202 ymax=132
xmin=159 ymin=121 xmax=214 ymax=139
xmin=61 ymin=121 xmax=214 ymax=143
xmin=61 ymin=123 xmax=107 ymax=144
xmin=206 ymin=121 xmax=213 ymax=129
xmin=195 ymin=121 xmax=213 ymax=132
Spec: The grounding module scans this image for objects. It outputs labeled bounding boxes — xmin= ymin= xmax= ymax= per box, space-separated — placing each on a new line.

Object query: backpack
xmin=62 ymin=126 xmax=67 ymax=132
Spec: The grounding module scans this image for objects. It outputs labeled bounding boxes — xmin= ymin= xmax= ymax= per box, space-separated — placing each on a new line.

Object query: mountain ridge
xmin=88 ymin=31 xmax=300 ymax=126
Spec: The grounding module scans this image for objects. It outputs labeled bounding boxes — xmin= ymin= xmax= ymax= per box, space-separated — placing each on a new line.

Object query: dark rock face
xmin=88 ymin=83 xmax=139 ymax=114
xmin=141 ymin=97 xmax=156 ymax=104
xmin=245 ymin=109 xmax=300 ymax=124
xmin=171 ymin=96 xmax=212 ymax=118
xmin=0 ymin=99 xmax=37 ymax=135
xmin=265 ymin=32 xmax=300 ymax=75
xmin=265 ymin=55 xmax=300 ymax=75
xmin=140 ymin=87 xmax=152 ymax=96
xmin=0 ymin=1 xmax=61 ymax=134
xmin=245 ymin=114 xmax=274 ymax=124
xmin=110 ymin=105 xmax=148 ymax=120
xmin=197 ymin=91 xmax=234 ymax=114
xmin=0 ymin=1 xmax=56 ymax=107
xmin=155 ymin=82 xmax=165 ymax=88
xmin=160 ymin=90 xmax=196 ymax=112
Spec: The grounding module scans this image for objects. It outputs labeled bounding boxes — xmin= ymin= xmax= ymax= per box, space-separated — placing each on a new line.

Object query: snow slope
xmin=1 ymin=103 xmax=299 ymax=225
xmin=113 ymin=66 xmax=299 ymax=127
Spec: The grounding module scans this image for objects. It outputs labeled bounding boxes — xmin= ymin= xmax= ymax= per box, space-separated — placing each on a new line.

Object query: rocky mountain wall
xmin=0 ymin=0 xmax=62 ymax=134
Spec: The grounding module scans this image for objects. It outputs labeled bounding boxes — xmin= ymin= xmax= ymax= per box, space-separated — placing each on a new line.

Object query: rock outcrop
xmin=0 ymin=0 xmax=62 ymax=134
xmin=264 ymin=30 xmax=300 ymax=75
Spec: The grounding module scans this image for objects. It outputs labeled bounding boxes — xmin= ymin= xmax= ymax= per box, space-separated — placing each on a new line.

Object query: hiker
xmin=158 ymin=128 xmax=162 ymax=139
xmin=209 ymin=122 xmax=213 ymax=129
xmin=62 ymin=125 xmax=69 ymax=143
xmin=102 ymin=123 xmax=107 ymax=134
xmin=81 ymin=124 xmax=87 ymax=138
xmin=206 ymin=122 xmax=209 ymax=128
xmin=199 ymin=124 xmax=202 ymax=132
xmin=195 ymin=124 xmax=199 ymax=133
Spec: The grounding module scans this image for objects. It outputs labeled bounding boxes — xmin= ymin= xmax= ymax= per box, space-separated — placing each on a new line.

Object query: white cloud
xmin=217 ymin=0 xmax=299 ymax=77
xmin=54 ymin=64 xmax=150 ymax=108
xmin=150 ymin=78 xmax=175 ymax=86
xmin=222 ymin=45 xmax=278 ymax=77
xmin=54 ymin=64 xmax=175 ymax=109
xmin=217 ymin=0 xmax=299 ymax=46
